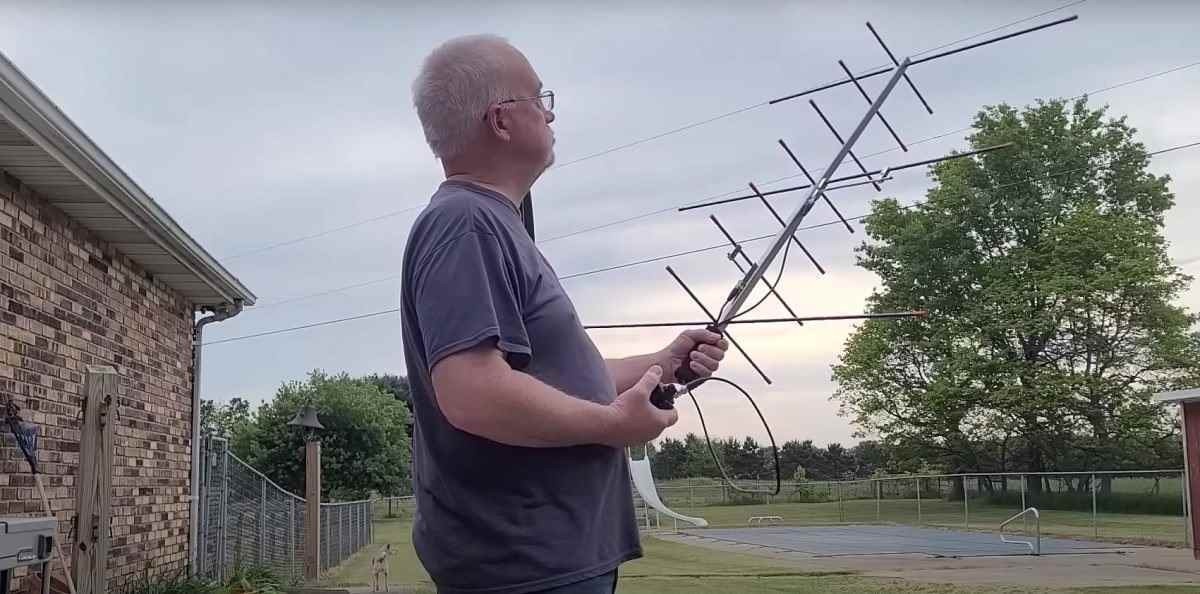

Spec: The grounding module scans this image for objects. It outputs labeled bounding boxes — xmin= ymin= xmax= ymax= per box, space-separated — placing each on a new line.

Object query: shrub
xmin=118 ymin=565 xmax=288 ymax=594
xmin=984 ymin=491 xmax=1182 ymax=515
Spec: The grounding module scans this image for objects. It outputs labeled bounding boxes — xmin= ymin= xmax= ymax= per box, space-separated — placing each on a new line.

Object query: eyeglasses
xmin=497 ymin=90 xmax=554 ymax=112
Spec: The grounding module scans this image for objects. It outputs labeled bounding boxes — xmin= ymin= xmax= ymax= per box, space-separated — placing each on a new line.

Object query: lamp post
xmin=288 ymin=404 xmax=324 ymax=581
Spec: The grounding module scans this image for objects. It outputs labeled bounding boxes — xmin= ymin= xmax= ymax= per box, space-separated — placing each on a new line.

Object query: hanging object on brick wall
xmin=3 ymin=398 xmax=75 ymax=594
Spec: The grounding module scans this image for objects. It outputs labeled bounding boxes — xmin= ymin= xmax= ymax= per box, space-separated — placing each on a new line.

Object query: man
xmin=401 ymin=34 xmax=729 ymax=594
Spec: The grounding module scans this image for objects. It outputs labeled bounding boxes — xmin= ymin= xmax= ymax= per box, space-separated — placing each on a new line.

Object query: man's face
xmin=498 ymin=48 xmax=556 ymax=171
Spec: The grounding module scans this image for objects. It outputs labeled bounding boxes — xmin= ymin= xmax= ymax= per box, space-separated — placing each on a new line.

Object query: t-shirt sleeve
xmin=412 ymin=230 xmax=531 ymax=370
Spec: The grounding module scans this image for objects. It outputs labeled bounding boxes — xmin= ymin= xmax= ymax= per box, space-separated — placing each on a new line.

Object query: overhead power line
xmin=246 ymin=274 xmax=402 ymax=311
xmin=219 ymin=1 xmax=1090 ymax=261
xmin=203 ymin=138 xmax=1200 ymax=346
xmin=203 ymin=309 xmax=400 ymax=346
xmin=222 ymin=205 xmax=423 ymax=261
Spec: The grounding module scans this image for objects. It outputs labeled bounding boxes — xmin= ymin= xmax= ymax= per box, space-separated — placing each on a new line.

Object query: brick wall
xmin=0 ymin=171 xmax=196 ymax=590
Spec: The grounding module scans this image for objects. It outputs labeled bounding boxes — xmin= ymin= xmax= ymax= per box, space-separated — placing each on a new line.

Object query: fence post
xmin=1021 ymin=474 xmax=1028 ymax=534
xmin=259 ymin=480 xmax=267 ymax=565
xmin=875 ymin=480 xmax=881 ymax=522
xmin=1184 ymin=471 xmax=1192 ymax=548
xmin=916 ymin=478 xmax=921 ymax=525
xmin=289 ymin=498 xmax=296 ymax=584
xmin=1092 ymin=473 xmax=1098 ymax=538
xmin=1180 ymin=472 xmax=1190 ymax=552
xmin=838 ymin=482 xmax=845 ymax=523
xmin=220 ymin=444 xmax=230 ymax=583
xmin=963 ymin=476 xmax=969 ymax=530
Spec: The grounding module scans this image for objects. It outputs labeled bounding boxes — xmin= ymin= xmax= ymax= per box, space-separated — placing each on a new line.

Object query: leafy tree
xmin=823 ymin=443 xmax=854 ymax=480
xmin=850 ymin=440 xmax=888 ymax=477
xmin=200 ymin=397 xmax=255 ymax=445
xmin=683 ymin=433 xmax=719 ymax=477
xmin=235 ymin=370 xmax=413 ymax=500
xmin=364 ymin=373 xmax=411 ymax=404
xmin=652 ymin=437 xmax=688 ymax=479
xmin=735 ymin=436 xmax=764 ymax=479
xmin=777 ymin=439 xmax=826 ymax=479
xmin=833 ymin=98 xmax=1200 ymax=492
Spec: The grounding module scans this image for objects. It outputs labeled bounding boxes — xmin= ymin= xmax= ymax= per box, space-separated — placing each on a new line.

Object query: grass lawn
xmin=652 ymin=499 xmax=1187 ymax=546
xmin=322 ymin=519 xmax=1197 ymax=593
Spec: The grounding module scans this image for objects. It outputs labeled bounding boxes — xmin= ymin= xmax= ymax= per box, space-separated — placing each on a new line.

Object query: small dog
xmin=371 ymin=543 xmax=392 ymax=592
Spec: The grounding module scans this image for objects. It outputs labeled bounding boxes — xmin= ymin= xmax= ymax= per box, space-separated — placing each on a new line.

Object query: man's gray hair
xmin=412 ymin=34 xmax=518 ymax=160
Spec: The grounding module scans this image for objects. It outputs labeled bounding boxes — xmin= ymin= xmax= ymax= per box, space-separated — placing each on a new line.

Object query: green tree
xmin=652 ymin=437 xmax=688 ymax=479
xmin=200 ymin=397 xmax=255 ymax=442
xmin=833 ymin=98 xmax=1200 ymax=493
xmin=850 ymin=440 xmax=888 ymax=477
xmin=364 ymin=373 xmax=411 ymax=404
xmin=683 ymin=433 xmax=719 ymax=477
xmin=235 ymin=370 xmax=412 ymax=500
xmin=734 ymin=436 xmax=764 ymax=479
xmin=823 ymin=443 xmax=853 ymax=480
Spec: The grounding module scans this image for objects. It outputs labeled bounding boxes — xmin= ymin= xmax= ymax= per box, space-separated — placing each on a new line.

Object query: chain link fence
xmin=648 ymin=470 xmax=1189 ymax=546
xmin=197 ymin=436 xmax=374 ymax=583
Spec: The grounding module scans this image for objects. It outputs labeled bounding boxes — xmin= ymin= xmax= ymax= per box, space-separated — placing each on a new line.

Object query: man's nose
xmin=545 ymin=109 xmax=555 ymax=124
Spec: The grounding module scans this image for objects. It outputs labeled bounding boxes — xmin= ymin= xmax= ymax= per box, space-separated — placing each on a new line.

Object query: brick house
xmin=0 ymin=51 xmax=255 ymax=590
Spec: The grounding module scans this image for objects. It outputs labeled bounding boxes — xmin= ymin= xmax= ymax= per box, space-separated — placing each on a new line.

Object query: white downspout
xmin=188 ymin=300 xmax=243 ymax=575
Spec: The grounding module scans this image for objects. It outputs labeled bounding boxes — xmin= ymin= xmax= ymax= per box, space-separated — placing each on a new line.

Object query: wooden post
xmin=73 ymin=365 xmax=118 ymax=594
xmin=305 ymin=440 xmax=321 ymax=581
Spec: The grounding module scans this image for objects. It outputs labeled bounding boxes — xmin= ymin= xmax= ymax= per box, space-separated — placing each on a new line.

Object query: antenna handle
xmin=649 ymin=323 xmax=722 ymax=410
xmin=650 ymin=384 xmax=679 ymax=410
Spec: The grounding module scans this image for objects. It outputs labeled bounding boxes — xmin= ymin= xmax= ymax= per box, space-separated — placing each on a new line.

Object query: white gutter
xmin=0 ymin=50 xmax=254 ymax=306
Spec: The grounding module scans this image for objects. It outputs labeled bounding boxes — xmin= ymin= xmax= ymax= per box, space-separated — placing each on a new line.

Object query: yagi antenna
xmin=680 ymin=142 xmax=1011 ymax=211
xmin=646 ymin=15 xmax=1077 ymax=410
xmin=709 ymin=214 xmax=809 ymax=325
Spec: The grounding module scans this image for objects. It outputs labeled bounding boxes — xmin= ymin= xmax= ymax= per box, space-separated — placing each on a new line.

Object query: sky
xmin=1 ymin=0 xmax=1199 ymax=448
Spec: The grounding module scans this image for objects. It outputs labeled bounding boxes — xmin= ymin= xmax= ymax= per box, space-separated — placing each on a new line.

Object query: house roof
xmin=1155 ymin=388 xmax=1200 ymax=405
xmin=0 ymin=51 xmax=255 ymax=308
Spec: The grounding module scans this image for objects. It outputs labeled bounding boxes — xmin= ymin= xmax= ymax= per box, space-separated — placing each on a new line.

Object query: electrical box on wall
xmin=1 ymin=517 xmax=56 ymax=594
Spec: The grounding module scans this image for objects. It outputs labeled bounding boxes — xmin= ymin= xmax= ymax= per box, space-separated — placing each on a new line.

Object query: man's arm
xmin=606 ymin=353 xmax=666 ymax=394
xmin=605 ymin=328 xmax=728 ymax=392
xmin=433 ymin=341 xmax=677 ymax=448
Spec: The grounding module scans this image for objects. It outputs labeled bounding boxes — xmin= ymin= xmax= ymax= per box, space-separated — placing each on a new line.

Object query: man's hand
xmin=605 ymin=365 xmax=678 ymax=446
xmin=661 ymin=328 xmax=729 ymax=384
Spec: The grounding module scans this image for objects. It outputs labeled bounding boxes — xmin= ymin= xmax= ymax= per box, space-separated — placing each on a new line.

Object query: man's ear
xmin=485 ymin=105 xmax=512 ymax=142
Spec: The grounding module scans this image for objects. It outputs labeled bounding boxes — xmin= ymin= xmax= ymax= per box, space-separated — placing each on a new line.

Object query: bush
xmin=118 ymin=565 xmax=287 ymax=594
xmin=226 ymin=565 xmax=286 ymax=594
xmin=984 ymin=491 xmax=1182 ymax=515
xmin=118 ymin=570 xmax=222 ymax=594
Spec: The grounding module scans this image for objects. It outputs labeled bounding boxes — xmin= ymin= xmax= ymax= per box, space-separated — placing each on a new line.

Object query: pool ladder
xmin=999 ymin=507 xmax=1041 ymax=555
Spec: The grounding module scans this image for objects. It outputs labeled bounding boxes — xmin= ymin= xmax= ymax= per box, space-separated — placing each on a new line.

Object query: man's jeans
xmin=436 ymin=569 xmax=618 ymax=594
xmin=529 ymin=569 xmax=618 ymax=594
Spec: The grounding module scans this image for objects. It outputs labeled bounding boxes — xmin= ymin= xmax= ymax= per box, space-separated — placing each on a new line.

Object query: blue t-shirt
xmin=400 ymin=180 xmax=641 ymax=594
